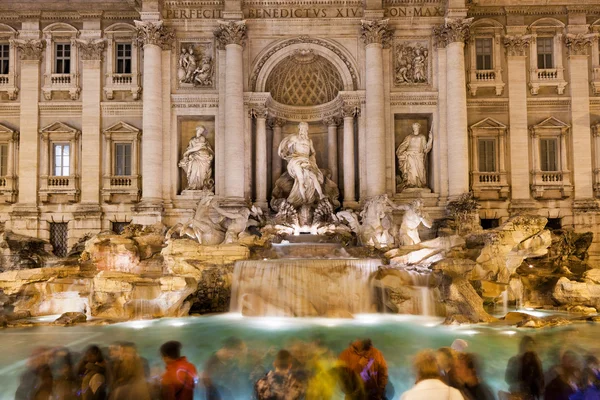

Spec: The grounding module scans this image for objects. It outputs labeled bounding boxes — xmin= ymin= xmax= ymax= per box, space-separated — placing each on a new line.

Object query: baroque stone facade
xmin=1 ymin=0 xmax=600 ymax=260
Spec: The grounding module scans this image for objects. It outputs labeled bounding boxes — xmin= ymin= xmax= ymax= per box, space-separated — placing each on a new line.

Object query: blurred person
xmin=255 ymin=349 xmax=306 ymax=400
xmin=436 ymin=347 xmax=461 ymax=389
xmin=544 ymin=350 xmax=582 ymax=400
xmin=451 ymin=339 xmax=469 ymax=353
xmin=570 ymin=355 xmax=600 ymax=400
xmin=109 ymin=343 xmax=151 ymax=400
xmin=338 ymin=339 xmax=388 ymax=400
xmin=15 ymin=347 xmax=54 ymax=400
xmin=76 ymin=345 xmax=107 ymax=400
xmin=51 ymin=347 xmax=78 ymax=400
xmin=400 ymin=349 xmax=463 ymax=400
xmin=455 ymin=352 xmax=495 ymax=400
xmin=202 ymin=336 xmax=253 ymax=399
xmin=160 ymin=341 xmax=198 ymax=400
xmin=504 ymin=336 xmax=544 ymax=400
xmin=306 ymin=363 xmax=366 ymax=400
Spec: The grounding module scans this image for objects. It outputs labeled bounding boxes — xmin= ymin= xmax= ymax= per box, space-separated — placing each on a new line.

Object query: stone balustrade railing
xmin=0 ymin=75 xmax=8 ymax=85
xmin=476 ymin=172 xmax=501 ymax=183
xmin=110 ymin=74 xmax=133 ymax=85
xmin=50 ymin=73 xmax=72 ymax=85
xmin=539 ymin=171 xmax=563 ymax=183
xmin=475 ymin=70 xmax=496 ymax=81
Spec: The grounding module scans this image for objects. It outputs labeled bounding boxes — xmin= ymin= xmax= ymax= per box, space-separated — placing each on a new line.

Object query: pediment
xmin=532 ymin=117 xmax=569 ymax=130
xmin=470 ymin=117 xmax=507 ymax=130
xmin=0 ymin=123 xmax=17 ymax=141
xmin=39 ymin=121 xmax=80 ymax=134
xmin=0 ymin=123 xmax=15 ymax=135
xmin=104 ymin=121 xmax=140 ymax=134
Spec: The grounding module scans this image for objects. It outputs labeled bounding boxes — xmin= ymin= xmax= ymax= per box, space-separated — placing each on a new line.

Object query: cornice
xmin=504 ymin=6 xmax=566 ymax=15
xmin=0 ymin=104 xmax=20 ymax=116
xmin=39 ymin=103 xmax=82 ymax=116
xmin=527 ymin=98 xmax=571 ymax=112
xmin=467 ymin=98 xmax=509 ymax=112
xmin=101 ymin=102 xmax=143 ymax=116
xmin=164 ymin=0 xmax=223 ymax=6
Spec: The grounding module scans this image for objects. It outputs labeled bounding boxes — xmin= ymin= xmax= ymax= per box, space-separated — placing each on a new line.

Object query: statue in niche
xmin=278 ymin=122 xmax=325 ymax=207
xmin=397 ymin=199 xmax=432 ymax=245
xmin=179 ymin=125 xmax=214 ymax=192
xmin=395 ymin=43 xmax=429 ymax=85
xmin=178 ymin=44 xmax=214 ymax=87
xmin=396 ymin=122 xmax=433 ymax=189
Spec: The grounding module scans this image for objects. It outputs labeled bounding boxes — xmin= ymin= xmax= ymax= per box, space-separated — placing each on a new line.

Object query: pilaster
xmin=324 ymin=116 xmax=340 ymax=184
xmin=252 ymin=106 xmax=268 ymax=209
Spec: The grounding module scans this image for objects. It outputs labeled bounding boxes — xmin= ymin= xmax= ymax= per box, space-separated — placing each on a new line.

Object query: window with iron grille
xmin=0 ymin=44 xmax=9 ymax=75
xmin=114 ymin=143 xmax=132 ymax=176
xmin=537 ymin=37 xmax=553 ymax=69
xmin=50 ymin=222 xmax=68 ymax=257
xmin=55 ymin=43 xmax=71 ymax=74
xmin=475 ymin=38 xmax=493 ymax=70
xmin=53 ymin=143 xmax=70 ymax=176
xmin=478 ymin=138 xmax=496 ymax=172
xmin=116 ymin=43 xmax=132 ymax=74
xmin=540 ymin=138 xmax=558 ymax=171
xmin=112 ymin=221 xmax=130 ymax=234
xmin=0 ymin=144 xmax=8 ymax=176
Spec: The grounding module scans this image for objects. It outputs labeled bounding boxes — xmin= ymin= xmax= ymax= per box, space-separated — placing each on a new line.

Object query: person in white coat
xmin=400 ymin=350 xmax=464 ymax=400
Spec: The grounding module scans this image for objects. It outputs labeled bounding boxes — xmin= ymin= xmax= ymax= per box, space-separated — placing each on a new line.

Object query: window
xmin=540 ymin=138 xmax=558 ymax=171
xmin=112 ymin=221 xmax=130 ymax=234
xmin=0 ymin=144 xmax=8 ymax=176
xmin=546 ymin=218 xmax=562 ymax=230
xmin=537 ymin=38 xmax=553 ymax=69
xmin=114 ymin=143 xmax=132 ymax=176
xmin=477 ymin=138 xmax=496 ymax=172
xmin=53 ymin=143 xmax=70 ymax=176
xmin=49 ymin=222 xmax=68 ymax=257
xmin=54 ymin=43 xmax=71 ymax=74
xmin=475 ymin=38 xmax=493 ymax=70
xmin=0 ymin=44 xmax=8 ymax=75
xmin=480 ymin=218 xmax=500 ymax=230
xmin=115 ymin=43 xmax=132 ymax=74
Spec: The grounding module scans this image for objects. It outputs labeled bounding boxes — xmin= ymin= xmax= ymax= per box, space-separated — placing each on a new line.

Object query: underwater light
xmin=458 ymin=329 xmax=479 ymax=336
xmin=126 ymin=320 xmax=152 ymax=330
xmin=169 ymin=321 xmax=186 ymax=327
xmin=501 ymin=330 xmax=517 ymax=336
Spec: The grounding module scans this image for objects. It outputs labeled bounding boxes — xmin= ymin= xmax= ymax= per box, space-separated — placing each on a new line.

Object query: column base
xmin=218 ymin=196 xmax=248 ymax=209
xmin=132 ymin=200 xmax=164 ymax=226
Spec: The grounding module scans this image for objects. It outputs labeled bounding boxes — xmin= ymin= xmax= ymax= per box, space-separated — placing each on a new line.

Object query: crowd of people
xmin=14 ymin=335 xmax=600 ymax=400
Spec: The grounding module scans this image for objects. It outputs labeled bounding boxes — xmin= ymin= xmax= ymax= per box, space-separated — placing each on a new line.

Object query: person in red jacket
xmin=338 ymin=338 xmax=389 ymax=400
xmin=160 ymin=341 xmax=198 ymax=400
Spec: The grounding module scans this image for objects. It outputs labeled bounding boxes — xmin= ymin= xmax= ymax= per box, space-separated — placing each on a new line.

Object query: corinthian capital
xmin=433 ymin=18 xmax=473 ymax=47
xmin=74 ymin=38 xmax=106 ymax=61
xmin=11 ymin=39 xmax=45 ymax=61
xmin=504 ymin=35 xmax=531 ymax=57
xmin=565 ymin=33 xmax=594 ymax=56
xmin=360 ymin=19 xmax=393 ymax=48
xmin=134 ymin=20 xmax=174 ymax=49
xmin=214 ymin=20 xmax=247 ymax=49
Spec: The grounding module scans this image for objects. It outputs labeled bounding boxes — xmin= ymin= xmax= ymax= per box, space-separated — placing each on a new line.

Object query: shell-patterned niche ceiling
xmin=265 ymin=49 xmax=344 ymax=107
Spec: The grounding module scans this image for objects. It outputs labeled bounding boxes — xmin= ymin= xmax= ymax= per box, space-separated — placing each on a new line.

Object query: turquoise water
xmin=1 ymin=313 xmax=598 ymax=399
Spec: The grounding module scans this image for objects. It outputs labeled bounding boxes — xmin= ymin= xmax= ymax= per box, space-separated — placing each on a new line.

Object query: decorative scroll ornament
xmin=11 ymin=39 xmax=45 ymax=61
xmin=565 ymin=33 xmax=594 ymax=56
xmin=74 ymin=38 xmax=106 ymax=61
xmin=360 ymin=19 xmax=393 ymax=48
xmin=433 ymin=18 xmax=473 ymax=47
xmin=134 ymin=20 xmax=174 ymax=49
xmin=395 ymin=42 xmax=429 ymax=85
xmin=214 ymin=20 xmax=247 ymax=48
xmin=504 ymin=35 xmax=531 ymax=57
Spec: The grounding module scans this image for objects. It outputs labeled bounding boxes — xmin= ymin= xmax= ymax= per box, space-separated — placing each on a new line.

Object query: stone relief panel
xmin=394 ymin=40 xmax=430 ymax=86
xmin=178 ymin=116 xmax=215 ymax=193
xmin=177 ymin=41 xmax=215 ymax=89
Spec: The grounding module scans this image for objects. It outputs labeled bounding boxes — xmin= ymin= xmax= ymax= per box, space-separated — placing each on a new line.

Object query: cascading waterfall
xmin=502 ymin=290 xmax=509 ymax=315
xmin=407 ymin=271 xmax=436 ymax=317
xmin=230 ymin=259 xmax=381 ymax=317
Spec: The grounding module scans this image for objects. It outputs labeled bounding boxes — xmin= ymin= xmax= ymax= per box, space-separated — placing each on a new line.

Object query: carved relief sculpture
xmin=395 ymin=42 xmax=429 ymax=85
xmin=74 ymin=39 xmax=106 ymax=61
xmin=504 ymin=35 xmax=531 ymax=57
xmin=178 ymin=43 xmax=214 ymax=87
xmin=178 ymin=125 xmax=214 ymax=192
xmin=396 ymin=122 xmax=433 ymax=189
xmin=11 ymin=39 xmax=45 ymax=61
xmin=134 ymin=20 xmax=174 ymax=49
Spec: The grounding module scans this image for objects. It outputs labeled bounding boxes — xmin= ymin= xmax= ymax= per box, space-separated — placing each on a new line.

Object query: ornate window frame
xmin=529 ymin=117 xmax=572 ymax=199
xmin=39 ymin=122 xmax=80 ymax=203
xmin=590 ymin=20 xmax=600 ymax=95
xmin=527 ymin=18 xmax=567 ymax=95
xmin=592 ymin=122 xmax=600 ymax=197
xmin=101 ymin=121 xmax=141 ymax=203
xmin=0 ymin=24 xmax=18 ymax=100
xmin=0 ymin=123 xmax=18 ymax=203
xmin=42 ymin=23 xmax=80 ymax=100
xmin=104 ymin=23 xmax=141 ymax=100
xmin=467 ymin=19 xmax=505 ymax=96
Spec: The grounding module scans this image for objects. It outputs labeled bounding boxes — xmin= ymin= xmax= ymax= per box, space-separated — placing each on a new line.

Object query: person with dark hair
xmin=544 ymin=350 xmax=582 ymax=400
xmin=505 ymin=336 xmax=544 ymax=399
xmin=569 ymin=355 xmax=600 ymax=400
xmin=338 ymin=339 xmax=388 ymax=400
xmin=436 ymin=347 xmax=461 ymax=389
xmin=15 ymin=347 xmax=54 ymax=400
xmin=76 ymin=345 xmax=107 ymax=400
xmin=455 ymin=352 xmax=495 ymax=400
xmin=202 ymin=336 xmax=253 ymax=399
xmin=254 ymin=349 xmax=306 ymax=400
xmin=109 ymin=343 xmax=150 ymax=400
xmin=159 ymin=341 xmax=198 ymax=400
xmin=400 ymin=349 xmax=463 ymax=400
xmin=51 ymin=347 xmax=78 ymax=400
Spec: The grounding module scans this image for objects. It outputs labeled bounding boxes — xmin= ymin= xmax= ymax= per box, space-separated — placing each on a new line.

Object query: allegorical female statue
xmin=277 ymin=122 xmax=325 ymax=207
xmin=396 ymin=122 xmax=433 ymax=188
xmin=179 ymin=125 xmax=214 ymax=191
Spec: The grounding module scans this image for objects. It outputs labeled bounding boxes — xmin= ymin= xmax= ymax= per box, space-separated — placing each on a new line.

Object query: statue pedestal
xmin=394 ymin=188 xmax=438 ymax=207
xmin=180 ymin=189 xmax=214 ymax=200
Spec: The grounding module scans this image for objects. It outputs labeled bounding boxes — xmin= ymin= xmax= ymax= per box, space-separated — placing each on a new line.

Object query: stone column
xmin=566 ymin=34 xmax=594 ymax=200
xmin=75 ymin=39 xmax=105 ymax=205
xmin=324 ymin=117 xmax=340 ymax=184
xmin=434 ymin=18 xmax=472 ymax=198
xmin=215 ymin=20 xmax=247 ymax=201
xmin=253 ymin=106 xmax=268 ymax=208
xmin=11 ymin=38 xmax=44 ymax=234
xmin=134 ymin=20 xmax=173 ymax=220
xmin=434 ymin=41 xmax=449 ymax=201
xmin=361 ymin=19 xmax=393 ymax=198
xmin=342 ymin=105 xmax=358 ymax=207
xmin=270 ymin=118 xmax=284 ymax=187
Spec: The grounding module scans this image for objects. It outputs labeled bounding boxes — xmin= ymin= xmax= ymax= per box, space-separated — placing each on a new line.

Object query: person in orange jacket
xmin=338 ymin=339 xmax=389 ymax=400
xmin=160 ymin=341 xmax=198 ymax=400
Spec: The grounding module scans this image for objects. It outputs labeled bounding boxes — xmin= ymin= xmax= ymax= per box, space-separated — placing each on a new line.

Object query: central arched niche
xmin=265 ymin=49 xmax=344 ymax=107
